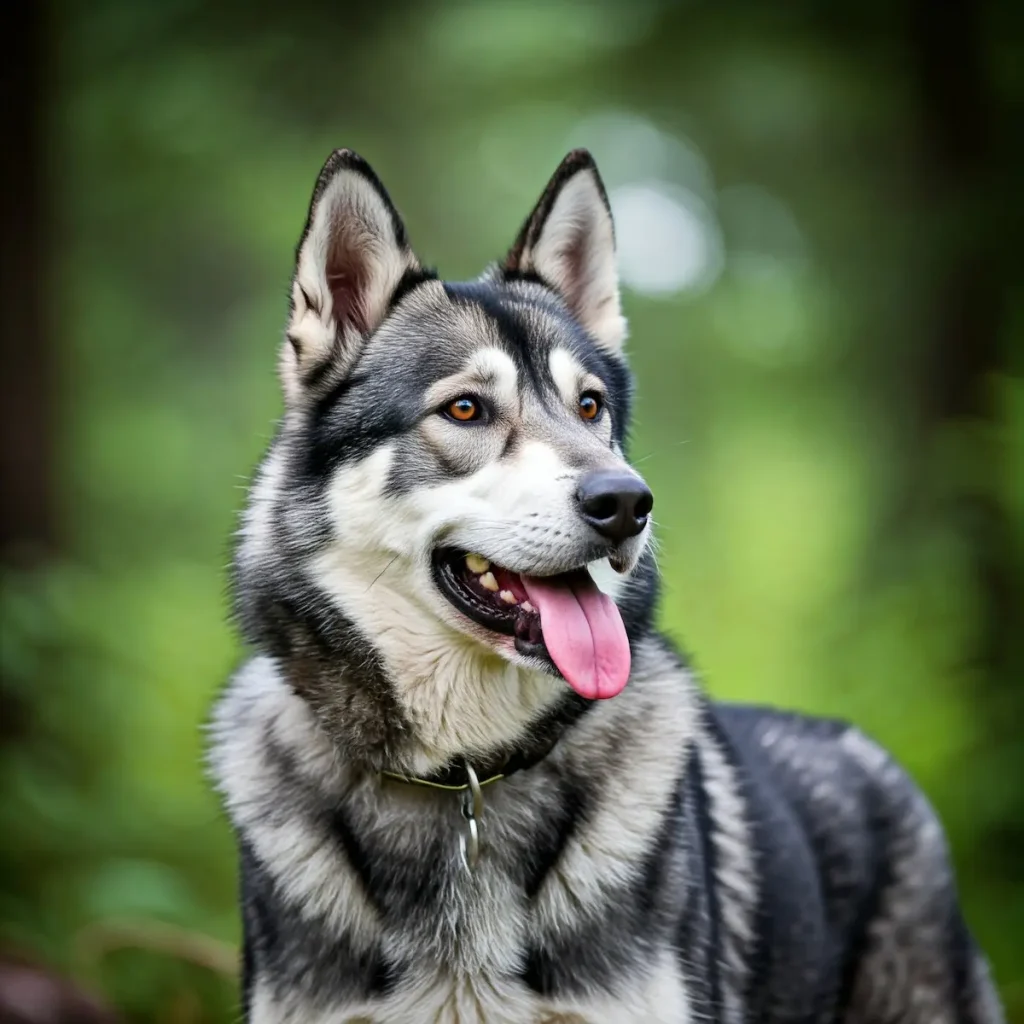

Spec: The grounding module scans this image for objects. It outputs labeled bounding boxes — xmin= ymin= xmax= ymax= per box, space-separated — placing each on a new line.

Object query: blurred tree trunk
xmin=0 ymin=1 xmax=54 ymax=566
xmin=911 ymin=0 xmax=998 ymax=423
xmin=908 ymin=0 xmax=1019 ymax=686
xmin=0 ymin=27 xmax=118 ymax=1024
xmin=907 ymin=0 xmax=1023 ymax=898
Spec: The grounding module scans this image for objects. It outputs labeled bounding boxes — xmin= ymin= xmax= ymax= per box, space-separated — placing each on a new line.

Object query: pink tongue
xmin=521 ymin=571 xmax=631 ymax=700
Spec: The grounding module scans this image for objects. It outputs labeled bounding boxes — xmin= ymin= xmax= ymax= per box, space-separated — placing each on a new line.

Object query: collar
xmin=380 ymin=692 xmax=592 ymax=792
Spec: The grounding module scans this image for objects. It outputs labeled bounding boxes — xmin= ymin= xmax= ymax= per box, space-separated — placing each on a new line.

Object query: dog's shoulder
xmin=709 ymin=701 xmax=940 ymax=842
xmin=708 ymin=700 xmax=951 ymax=899
xmin=706 ymin=701 xmax=990 ymax=1019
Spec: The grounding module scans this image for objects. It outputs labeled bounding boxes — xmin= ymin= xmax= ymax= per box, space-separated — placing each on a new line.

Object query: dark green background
xmin=1 ymin=1 xmax=1021 ymax=1020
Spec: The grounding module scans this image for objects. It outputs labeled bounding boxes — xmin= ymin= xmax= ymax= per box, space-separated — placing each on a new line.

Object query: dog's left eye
xmin=578 ymin=392 xmax=603 ymax=421
xmin=444 ymin=396 xmax=483 ymax=422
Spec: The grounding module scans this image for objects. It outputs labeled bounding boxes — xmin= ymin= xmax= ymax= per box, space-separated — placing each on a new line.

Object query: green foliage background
xmin=1 ymin=1 xmax=1021 ymax=1019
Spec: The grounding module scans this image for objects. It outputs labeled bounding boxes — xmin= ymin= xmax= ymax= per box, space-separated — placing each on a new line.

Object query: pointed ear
xmin=503 ymin=149 xmax=625 ymax=355
xmin=281 ymin=150 xmax=420 ymax=401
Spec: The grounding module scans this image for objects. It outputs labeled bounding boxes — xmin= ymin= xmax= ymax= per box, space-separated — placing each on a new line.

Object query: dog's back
xmin=711 ymin=703 xmax=1002 ymax=1022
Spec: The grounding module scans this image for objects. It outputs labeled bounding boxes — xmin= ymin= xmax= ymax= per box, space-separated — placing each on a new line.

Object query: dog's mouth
xmin=431 ymin=548 xmax=631 ymax=700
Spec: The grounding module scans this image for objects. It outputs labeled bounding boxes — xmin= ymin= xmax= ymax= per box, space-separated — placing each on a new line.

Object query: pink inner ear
xmin=326 ymin=237 xmax=371 ymax=336
xmin=558 ymin=233 xmax=588 ymax=316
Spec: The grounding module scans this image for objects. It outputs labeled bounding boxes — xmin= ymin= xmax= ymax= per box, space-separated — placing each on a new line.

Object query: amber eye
xmin=578 ymin=392 xmax=602 ymax=421
xmin=445 ymin=396 xmax=481 ymax=422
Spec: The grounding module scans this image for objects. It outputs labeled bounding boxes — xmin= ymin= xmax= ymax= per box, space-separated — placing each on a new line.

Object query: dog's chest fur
xmin=211 ymin=646 xmax=743 ymax=1024
xmin=249 ymin=957 xmax=689 ymax=1024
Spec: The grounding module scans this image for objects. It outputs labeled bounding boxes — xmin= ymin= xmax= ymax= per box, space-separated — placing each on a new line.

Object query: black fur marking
xmin=616 ymin=550 xmax=662 ymax=648
xmin=521 ymin=752 xmax=692 ymax=999
xmin=503 ymin=149 xmax=612 ymax=273
xmin=948 ymin=911 xmax=985 ymax=1024
xmin=711 ymin=706 xmax=888 ymax=1020
xmin=680 ymin=740 xmax=721 ymax=1012
xmin=520 ymin=870 xmax=679 ymax=997
xmin=500 ymin=426 xmax=519 ymax=459
xmin=295 ymin=149 xmax=411 ymax=262
xmin=298 ymin=333 xmax=341 ymax=394
xmin=521 ymin=776 xmax=587 ymax=899
xmin=232 ymin=566 xmax=413 ymax=769
xmin=672 ymin=751 xmax=718 ymax=1018
xmin=413 ymin=691 xmax=593 ymax=790
xmin=443 ymin=280 xmax=552 ymax=401
xmin=499 ymin=267 xmax=548 ymax=289
xmin=310 ymin=371 xmax=371 ymax=430
xmin=465 ymin=275 xmax=633 ymax=450
xmin=388 ymin=265 xmax=438 ymax=312
xmin=565 ymin=334 xmax=632 ymax=449
xmin=329 ymin=803 xmax=384 ymax=912
xmin=303 ymin=370 xmax=414 ymax=480
xmin=333 ymin=814 xmax=450 ymax=924
xmin=834 ymin=792 xmax=891 ymax=1011
xmin=239 ymin=849 xmax=256 ymax=1018
xmin=441 ymin=278 xmax=633 ymax=444
xmin=240 ymin=840 xmax=401 ymax=1006
xmin=298 ymin=283 xmax=321 ymax=317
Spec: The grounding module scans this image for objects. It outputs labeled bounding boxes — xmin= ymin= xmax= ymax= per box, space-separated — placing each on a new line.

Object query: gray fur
xmin=211 ymin=149 xmax=1004 ymax=1023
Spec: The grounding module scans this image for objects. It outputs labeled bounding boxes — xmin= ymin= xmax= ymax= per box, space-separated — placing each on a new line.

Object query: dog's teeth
xmin=499 ymin=590 xmax=518 ymax=605
xmin=479 ymin=572 xmax=499 ymax=592
xmin=465 ymin=553 xmax=490 ymax=574
xmin=521 ymin=600 xmax=535 ymax=613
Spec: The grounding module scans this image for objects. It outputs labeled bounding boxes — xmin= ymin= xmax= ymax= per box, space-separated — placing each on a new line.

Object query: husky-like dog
xmin=210 ymin=149 xmax=1004 ymax=1023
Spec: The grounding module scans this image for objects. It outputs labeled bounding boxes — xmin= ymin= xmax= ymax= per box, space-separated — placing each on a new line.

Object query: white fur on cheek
xmin=306 ymin=430 xmax=645 ymax=769
xmin=310 ymin=445 xmax=564 ymax=770
xmin=409 ymin=440 xmax=585 ymax=575
xmin=401 ymin=439 xmax=647 ymax=578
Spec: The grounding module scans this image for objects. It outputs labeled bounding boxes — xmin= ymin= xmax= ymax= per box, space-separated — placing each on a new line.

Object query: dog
xmin=209 ymin=148 xmax=1005 ymax=1023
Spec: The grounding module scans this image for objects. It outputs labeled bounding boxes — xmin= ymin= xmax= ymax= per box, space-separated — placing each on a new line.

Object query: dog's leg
xmin=845 ymin=909 xmax=1002 ymax=1024
xmin=842 ymin=801 xmax=1004 ymax=1023
xmin=239 ymin=857 xmax=257 ymax=1023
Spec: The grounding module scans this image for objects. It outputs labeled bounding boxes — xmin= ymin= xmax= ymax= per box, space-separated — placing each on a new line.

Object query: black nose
xmin=576 ymin=469 xmax=654 ymax=544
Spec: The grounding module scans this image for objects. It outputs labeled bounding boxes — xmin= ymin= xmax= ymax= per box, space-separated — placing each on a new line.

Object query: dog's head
xmin=238 ymin=150 xmax=657 ymax=759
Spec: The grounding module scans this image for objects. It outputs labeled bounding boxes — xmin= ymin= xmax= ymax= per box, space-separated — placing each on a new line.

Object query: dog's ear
xmin=281 ymin=149 xmax=420 ymax=401
xmin=503 ymin=149 xmax=625 ymax=356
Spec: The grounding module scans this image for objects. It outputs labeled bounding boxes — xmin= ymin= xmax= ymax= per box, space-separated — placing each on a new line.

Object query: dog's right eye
xmin=443 ymin=396 xmax=483 ymax=423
